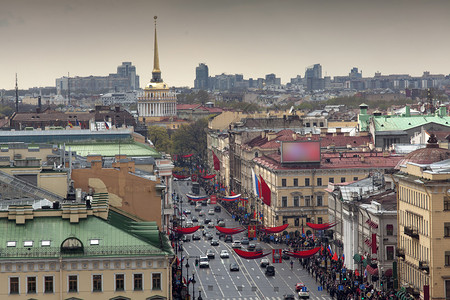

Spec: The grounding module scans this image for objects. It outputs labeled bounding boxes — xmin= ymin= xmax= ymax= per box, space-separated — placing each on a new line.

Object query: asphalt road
xmin=173 ymin=179 xmax=333 ymax=300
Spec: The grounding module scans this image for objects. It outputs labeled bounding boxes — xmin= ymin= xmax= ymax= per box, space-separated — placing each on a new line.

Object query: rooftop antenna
xmin=15 ymin=73 xmax=19 ymax=113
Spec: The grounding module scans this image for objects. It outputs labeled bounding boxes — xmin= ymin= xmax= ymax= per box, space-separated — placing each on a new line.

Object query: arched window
xmin=60 ymin=237 xmax=84 ymax=254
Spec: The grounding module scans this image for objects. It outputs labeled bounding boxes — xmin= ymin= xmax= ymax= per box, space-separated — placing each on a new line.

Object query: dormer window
xmin=90 ymin=239 xmax=100 ymax=245
xmin=24 ymin=241 xmax=34 ymax=247
xmin=61 ymin=237 xmax=84 ymax=254
xmin=41 ymin=240 xmax=51 ymax=247
xmin=7 ymin=241 xmax=16 ymax=247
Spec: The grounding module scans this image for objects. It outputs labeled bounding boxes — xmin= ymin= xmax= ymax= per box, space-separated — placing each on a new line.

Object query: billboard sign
xmin=281 ymin=141 xmax=321 ymax=163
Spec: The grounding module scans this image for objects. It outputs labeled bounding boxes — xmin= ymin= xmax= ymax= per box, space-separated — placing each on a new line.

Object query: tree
xmin=147 ymin=125 xmax=172 ymax=153
xmin=171 ymin=118 xmax=208 ymax=160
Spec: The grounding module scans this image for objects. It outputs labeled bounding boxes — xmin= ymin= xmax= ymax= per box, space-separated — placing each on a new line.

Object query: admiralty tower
xmin=137 ymin=16 xmax=177 ymax=123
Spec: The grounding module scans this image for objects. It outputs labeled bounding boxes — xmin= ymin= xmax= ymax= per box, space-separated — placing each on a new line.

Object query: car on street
xmin=185 ymin=209 xmax=191 ymax=214
xmin=298 ymin=287 xmax=310 ymax=299
xmin=255 ymin=244 xmax=263 ymax=253
xmin=206 ymin=249 xmax=215 ymax=259
xmin=199 ymin=210 xmax=204 ymax=216
xmin=195 ymin=204 xmax=202 ymax=211
xmin=283 ymin=295 xmax=296 ymax=300
xmin=192 ymin=234 xmax=201 ymax=240
xmin=210 ymin=239 xmax=219 ymax=246
xmin=229 ymin=262 xmax=239 ymax=271
xmin=182 ymin=235 xmax=191 ymax=242
xmin=214 ymin=206 xmax=221 ymax=212
xmin=204 ymin=232 xmax=213 ymax=240
xmin=282 ymin=250 xmax=291 ymax=260
xmin=202 ymin=229 xmax=208 ymax=236
xmin=201 ymin=201 xmax=207 ymax=206
xmin=247 ymin=242 xmax=256 ymax=251
xmin=208 ymin=209 xmax=215 ymax=215
xmin=191 ymin=216 xmax=198 ymax=222
xmin=217 ymin=220 xmax=225 ymax=227
xmin=207 ymin=223 xmax=215 ymax=228
xmin=241 ymin=237 xmax=249 ymax=245
xmin=204 ymin=218 xmax=212 ymax=224
xmin=224 ymin=235 xmax=233 ymax=243
xmin=260 ymin=258 xmax=269 ymax=268
xmin=295 ymin=283 xmax=305 ymax=292
xmin=185 ymin=221 xmax=194 ymax=228
xmin=231 ymin=241 xmax=242 ymax=249
xmin=199 ymin=255 xmax=209 ymax=268
xmin=265 ymin=265 xmax=275 ymax=276
xmin=220 ymin=250 xmax=229 ymax=258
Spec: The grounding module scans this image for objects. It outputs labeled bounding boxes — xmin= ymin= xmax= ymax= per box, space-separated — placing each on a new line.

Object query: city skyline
xmin=1 ymin=0 xmax=450 ymax=90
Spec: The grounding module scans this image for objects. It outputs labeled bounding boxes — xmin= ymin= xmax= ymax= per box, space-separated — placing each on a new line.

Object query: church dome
xmin=395 ymin=134 xmax=450 ymax=169
xmin=145 ymin=81 xmax=169 ymax=90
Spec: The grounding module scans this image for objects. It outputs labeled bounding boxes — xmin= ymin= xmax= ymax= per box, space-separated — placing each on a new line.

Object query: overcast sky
xmin=1 ymin=0 xmax=449 ymax=90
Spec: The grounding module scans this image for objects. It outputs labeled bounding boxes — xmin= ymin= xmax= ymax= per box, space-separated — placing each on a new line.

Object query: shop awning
xmin=366 ymin=265 xmax=379 ymax=275
xmin=364 ymin=238 xmax=373 ymax=247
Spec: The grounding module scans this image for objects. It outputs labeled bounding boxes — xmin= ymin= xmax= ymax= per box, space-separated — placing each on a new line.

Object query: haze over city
xmin=1 ymin=0 xmax=450 ymax=90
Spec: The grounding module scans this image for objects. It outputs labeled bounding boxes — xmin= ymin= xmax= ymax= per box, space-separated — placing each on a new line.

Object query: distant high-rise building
xmin=305 ymin=64 xmax=324 ymax=91
xmin=349 ymin=67 xmax=362 ymax=79
xmin=265 ymin=73 xmax=281 ymax=86
xmin=194 ymin=63 xmax=209 ymax=90
xmin=55 ymin=62 xmax=139 ymax=93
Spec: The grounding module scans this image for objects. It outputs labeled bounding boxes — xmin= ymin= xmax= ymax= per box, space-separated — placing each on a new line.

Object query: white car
xmin=199 ymin=255 xmax=209 ymax=268
xmin=208 ymin=209 xmax=214 ymax=215
xmin=220 ymin=250 xmax=230 ymax=258
xmin=231 ymin=241 xmax=242 ymax=249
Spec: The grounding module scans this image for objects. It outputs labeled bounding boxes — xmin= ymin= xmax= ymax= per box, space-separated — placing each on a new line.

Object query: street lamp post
xmin=191 ymin=270 xmax=196 ymax=300
xmin=198 ymin=286 xmax=203 ymax=300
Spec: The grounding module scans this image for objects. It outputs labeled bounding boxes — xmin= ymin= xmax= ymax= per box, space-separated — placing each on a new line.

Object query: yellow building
xmin=394 ymin=135 xmax=450 ymax=299
xmin=138 ymin=16 xmax=177 ymax=124
xmin=0 ymin=200 xmax=174 ymax=300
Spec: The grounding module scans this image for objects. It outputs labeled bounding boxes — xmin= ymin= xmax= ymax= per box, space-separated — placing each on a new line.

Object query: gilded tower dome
xmin=145 ymin=16 xmax=169 ymax=91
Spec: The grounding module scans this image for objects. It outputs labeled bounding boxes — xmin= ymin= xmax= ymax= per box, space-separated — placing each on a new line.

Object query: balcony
xmin=396 ymin=248 xmax=405 ymax=259
xmin=419 ymin=261 xmax=429 ymax=273
xmin=404 ymin=226 xmax=419 ymax=239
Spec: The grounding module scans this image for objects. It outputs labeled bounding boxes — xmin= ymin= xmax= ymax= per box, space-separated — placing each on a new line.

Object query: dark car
xmin=265 ymin=265 xmax=275 ymax=276
xmin=192 ymin=217 xmax=198 ymax=223
xmin=201 ymin=201 xmax=207 ymax=206
xmin=247 ymin=242 xmax=256 ymax=251
xmin=206 ymin=249 xmax=215 ymax=259
xmin=192 ymin=234 xmax=201 ymax=240
xmin=205 ymin=233 xmax=213 ymax=240
xmin=282 ymin=250 xmax=290 ymax=260
xmin=214 ymin=206 xmax=221 ymax=212
xmin=241 ymin=237 xmax=249 ymax=245
xmin=224 ymin=235 xmax=233 ymax=243
xmin=210 ymin=239 xmax=219 ymax=246
xmin=283 ymin=294 xmax=295 ymax=300
xmin=229 ymin=262 xmax=239 ymax=272
xmin=204 ymin=218 xmax=212 ymax=224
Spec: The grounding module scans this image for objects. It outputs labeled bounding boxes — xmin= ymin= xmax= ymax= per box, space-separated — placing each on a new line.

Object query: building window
xmin=305 ymin=196 xmax=311 ymax=207
xmin=293 ymin=196 xmax=299 ymax=207
xmin=295 ymin=218 xmax=300 ymax=227
xmin=282 ymin=196 xmax=287 ymax=207
xmin=329 ymin=177 xmax=334 ymax=183
xmin=282 ymin=179 xmax=286 ymax=187
xmin=317 ymin=178 xmax=322 ymax=186
xmin=283 ymin=217 xmax=288 ymax=225
xmin=445 ymin=223 xmax=450 ymax=238
xmin=134 ymin=274 xmax=143 ymax=291
xmin=313 ymin=122 xmax=317 ymax=127
xmin=10 ymin=277 xmax=19 ymax=294
xmin=305 ymin=178 xmax=310 ymax=186
xmin=386 ymin=224 xmax=393 ymax=236
xmin=341 ymin=177 xmax=346 ymax=183
xmin=44 ymin=276 xmax=53 ymax=293
xmin=115 ymin=274 xmax=125 ymax=291
xmin=152 ymin=273 xmax=161 ymax=290
xmin=320 ymin=122 xmax=324 ymax=127
xmin=446 ymin=252 xmax=450 ymax=266
xmin=386 ymin=246 xmax=394 ymax=260
xmin=317 ymin=217 xmax=323 ymax=224
xmin=316 ymin=195 xmax=323 ymax=207
xmin=293 ymin=178 xmax=298 ymax=187
xmin=445 ymin=196 xmax=450 ymax=211
xmin=353 ymin=177 xmax=358 ymax=181
xmin=68 ymin=275 xmax=77 ymax=293
xmin=446 ymin=280 xmax=450 ymax=298
xmin=27 ymin=276 xmax=36 ymax=294
xmin=92 ymin=275 xmax=102 ymax=292
xmin=306 ymin=122 xmax=310 ymax=127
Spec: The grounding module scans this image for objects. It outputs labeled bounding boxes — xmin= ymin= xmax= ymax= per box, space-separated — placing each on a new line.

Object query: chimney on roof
xmin=320 ymin=127 xmax=327 ymax=137
xmin=292 ymin=133 xmax=297 ymax=140
xmin=336 ymin=128 xmax=341 ymax=134
xmin=267 ymin=131 xmax=276 ymax=141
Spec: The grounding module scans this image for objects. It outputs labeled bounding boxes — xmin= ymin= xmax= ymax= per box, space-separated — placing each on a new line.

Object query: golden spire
xmin=151 ymin=16 xmax=162 ymax=82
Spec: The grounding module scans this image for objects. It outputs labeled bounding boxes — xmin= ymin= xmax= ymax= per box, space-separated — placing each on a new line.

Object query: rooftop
xmin=65 ymin=141 xmax=162 ymax=158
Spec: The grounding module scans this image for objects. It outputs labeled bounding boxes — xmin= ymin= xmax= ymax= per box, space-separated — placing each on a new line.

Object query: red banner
xmin=372 ymin=233 xmax=377 ymax=254
xmin=273 ymin=249 xmax=282 ymax=263
xmin=259 ymin=224 xmax=289 ymax=234
xmin=210 ymin=195 xmax=217 ymax=204
xmin=215 ymin=226 xmax=246 ymax=235
xmin=306 ymin=222 xmax=337 ymax=230
xmin=284 ymin=247 xmax=321 ymax=259
xmin=248 ymin=225 xmax=256 ymax=238
xmin=212 ymin=150 xmax=220 ymax=171
xmin=233 ymin=248 xmax=271 ymax=259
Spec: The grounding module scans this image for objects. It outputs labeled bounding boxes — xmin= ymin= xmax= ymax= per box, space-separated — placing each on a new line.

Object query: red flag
xmin=259 ymin=175 xmax=271 ymax=206
xmin=332 ymin=252 xmax=338 ymax=261
xmin=212 ymin=150 xmax=220 ymax=171
xmin=248 ymin=225 xmax=256 ymax=238
xmin=372 ymin=233 xmax=377 ymax=254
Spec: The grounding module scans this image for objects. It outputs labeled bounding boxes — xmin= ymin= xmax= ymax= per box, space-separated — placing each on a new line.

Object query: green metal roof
xmin=62 ymin=141 xmax=162 ymax=158
xmin=0 ymin=212 xmax=172 ymax=259
xmin=372 ymin=114 xmax=450 ymax=132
